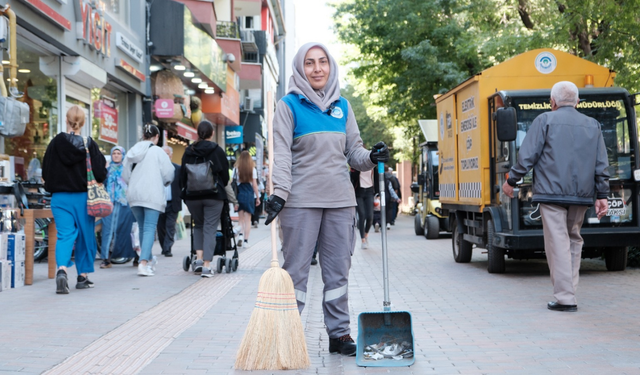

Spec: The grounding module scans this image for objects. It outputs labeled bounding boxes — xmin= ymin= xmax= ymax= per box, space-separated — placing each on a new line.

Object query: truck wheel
xmin=414 ymin=215 xmax=424 ymax=236
xmin=452 ymin=220 xmax=472 ymax=263
xmin=425 ymin=215 xmax=440 ymax=239
xmin=487 ymin=219 xmax=505 ymax=273
xmin=605 ymin=247 xmax=628 ymax=271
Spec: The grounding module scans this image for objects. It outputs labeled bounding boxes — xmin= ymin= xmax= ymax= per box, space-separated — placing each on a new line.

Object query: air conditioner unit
xmin=244 ymin=97 xmax=254 ymax=112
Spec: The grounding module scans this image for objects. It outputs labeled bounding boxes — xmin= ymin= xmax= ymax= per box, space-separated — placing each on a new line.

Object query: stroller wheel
xmin=216 ymin=257 xmax=224 ymax=274
xmin=232 ymin=258 xmax=239 ymax=272
xmin=182 ymin=255 xmax=191 ymax=272
xmin=225 ymin=258 xmax=232 ymax=273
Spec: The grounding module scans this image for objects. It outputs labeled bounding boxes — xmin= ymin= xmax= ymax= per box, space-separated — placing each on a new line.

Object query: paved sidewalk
xmin=1 ymin=215 xmax=640 ymax=374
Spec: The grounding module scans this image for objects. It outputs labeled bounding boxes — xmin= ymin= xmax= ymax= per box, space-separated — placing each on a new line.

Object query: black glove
xmin=369 ymin=141 xmax=389 ymax=164
xmin=264 ymin=195 xmax=286 ymax=226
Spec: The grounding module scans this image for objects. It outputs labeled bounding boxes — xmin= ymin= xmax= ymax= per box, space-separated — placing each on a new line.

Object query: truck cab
xmin=435 ymin=48 xmax=640 ymax=273
xmin=487 ymin=88 xmax=638 ymax=272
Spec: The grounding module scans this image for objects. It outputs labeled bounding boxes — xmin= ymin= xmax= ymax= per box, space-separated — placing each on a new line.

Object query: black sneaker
xmin=311 ymin=258 xmax=318 ymax=266
xmin=76 ymin=275 xmax=94 ymax=289
xmin=329 ymin=334 xmax=357 ymax=356
xmin=56 ymin=269 xmax=69 ymax=294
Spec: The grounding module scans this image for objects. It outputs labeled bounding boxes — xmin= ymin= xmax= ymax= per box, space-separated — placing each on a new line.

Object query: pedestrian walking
xmin=502 ymin=81 xmax=609 ymax=312
xmin=375 ymin=166 xmax=401 ymax=231
xmin=350 ymin=167 xmax=374 ymax=249
xmin=122 ymin=124 xmax=175 ymax=277
xmin=386 ymin=167 xmax=401 ymax=225
xmin=42 ymin=105 xmax=107 ymax=293
xmin=100 ymin=146 xmax=136 ymax=268
xmin=263 ymin=42 xmax=389 ymax=356
xmin=234 ymin=151 xmax=260 ymax=247
xmin=180 ymin=120 xmax=229 ymax=277
xmin=157 ymin=146 xmax=182 ymax=258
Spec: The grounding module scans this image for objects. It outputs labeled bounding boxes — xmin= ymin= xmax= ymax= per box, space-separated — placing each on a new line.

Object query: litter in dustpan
xmin=356 ymin=311 xmax=415 ymax=367
xmin=362 ymin=334 xmax=413 ymax=361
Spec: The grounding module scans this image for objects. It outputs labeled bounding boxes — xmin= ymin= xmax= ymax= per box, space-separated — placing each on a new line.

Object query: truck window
xmin=510 ymin=95 xmax=635 ymax=228
xmin=430 ymin=150 xmax=439 ymax=197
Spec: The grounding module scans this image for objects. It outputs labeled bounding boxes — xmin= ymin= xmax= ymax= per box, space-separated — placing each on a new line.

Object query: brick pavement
xmin=1 ymin=215 xmax=640 ymax=374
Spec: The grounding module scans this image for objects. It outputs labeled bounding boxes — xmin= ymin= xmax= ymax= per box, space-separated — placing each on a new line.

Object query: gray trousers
xmin=540 ymin=203 xmax=588 ymax=305
xmin=185 ymin=199 xmax=224 ymax=261
xmin=279 ymin=207 xmax=356 ymax=339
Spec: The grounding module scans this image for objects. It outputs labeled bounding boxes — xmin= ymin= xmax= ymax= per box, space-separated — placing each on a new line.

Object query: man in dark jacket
xmin=386 ymin=167 xmax=401 ymax=225
xmin=502 ymin=81 xmax=609 ymax=312
xmin=157 ymin=146 xmax=181 ymax=257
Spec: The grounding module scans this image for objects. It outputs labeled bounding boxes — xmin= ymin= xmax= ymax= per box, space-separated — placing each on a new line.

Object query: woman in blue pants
xmin=42 ymin=105 xmax=107 ymax=294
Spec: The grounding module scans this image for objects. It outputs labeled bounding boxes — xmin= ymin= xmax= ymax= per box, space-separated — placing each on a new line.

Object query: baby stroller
xmin=182 ymin=201 xmax=239 ymax=273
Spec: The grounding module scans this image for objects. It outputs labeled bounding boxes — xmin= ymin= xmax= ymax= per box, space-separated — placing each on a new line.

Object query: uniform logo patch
xmin=330 ymin=107 xmax=344 ymax=119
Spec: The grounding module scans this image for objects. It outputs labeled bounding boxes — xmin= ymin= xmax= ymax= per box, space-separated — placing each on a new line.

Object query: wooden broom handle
xmin=268 ymin=109 xmax=278 ymax=264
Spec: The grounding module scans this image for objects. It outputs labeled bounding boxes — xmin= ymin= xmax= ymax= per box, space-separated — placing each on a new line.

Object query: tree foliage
xmin=331 ymin=0 xmax=640 ymax=139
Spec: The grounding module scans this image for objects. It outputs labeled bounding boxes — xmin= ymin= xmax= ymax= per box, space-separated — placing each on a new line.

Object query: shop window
xmin=91 ymin=87 xmax=124 ymax=155
xmin=104 ymin=0 xmax=130 ymax=25
xmin=2 ymin=39 xmax=58 ymax=181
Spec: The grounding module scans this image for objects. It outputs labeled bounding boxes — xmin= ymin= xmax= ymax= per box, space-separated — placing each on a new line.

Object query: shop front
xmin=0 ymin=0 xmax=147 ymax=180
xmin=148 ymin=0 xmax=239 ymax=161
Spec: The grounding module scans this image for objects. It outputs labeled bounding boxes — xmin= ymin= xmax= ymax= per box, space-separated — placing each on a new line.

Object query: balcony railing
xmin=240 ymin=30 xmax=255 ymax=44
xmin=216 ymin=21 xmax=240 ymax=39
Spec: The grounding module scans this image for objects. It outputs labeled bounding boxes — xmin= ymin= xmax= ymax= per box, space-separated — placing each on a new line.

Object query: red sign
xmin=116 ymin=59 xmax=146 ymax=81
xmin=95 ymin=101 xmax=118 ymax=144
xmin=22 ymin=0 xmax=72 ymax=31
xmin=155 ymin=99 xmax=174 ymax=118
xmin=176 ymin=121 xmax=197 ymax=141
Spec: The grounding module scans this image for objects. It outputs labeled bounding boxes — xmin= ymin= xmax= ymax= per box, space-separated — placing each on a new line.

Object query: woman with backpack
xmin=123 ymin=124 xmax=175 ymax=277
xmin=180 ymin=120 xmax=229 ymax=277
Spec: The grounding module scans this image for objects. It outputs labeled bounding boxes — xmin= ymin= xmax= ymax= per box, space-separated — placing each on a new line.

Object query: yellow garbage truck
xmin=436 ymin=48 xmax=640 ymax=273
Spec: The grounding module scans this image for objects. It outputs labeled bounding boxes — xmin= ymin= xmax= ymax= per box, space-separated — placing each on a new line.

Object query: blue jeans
xmin=130 ymin=206 xmax=161 ymax=262
xmin=100 ymin=203 xmax=121 ymax=260
xmin=51 ymin=192 xmax=97 ymax=274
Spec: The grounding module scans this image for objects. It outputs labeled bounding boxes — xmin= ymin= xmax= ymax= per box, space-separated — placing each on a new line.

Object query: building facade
xmin=0 ymin=0 xmax=147 ymax=179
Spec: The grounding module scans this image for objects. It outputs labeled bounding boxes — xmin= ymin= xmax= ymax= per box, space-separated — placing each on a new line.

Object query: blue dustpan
xmin=356 ymin=162 xmax=415 ymax=367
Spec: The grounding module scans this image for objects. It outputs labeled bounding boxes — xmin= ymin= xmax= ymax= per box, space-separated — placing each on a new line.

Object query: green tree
xmin=331 ymin=0 xmax=640 ymax=132
xmin=341 ymin=84 xmax=394 ymax=155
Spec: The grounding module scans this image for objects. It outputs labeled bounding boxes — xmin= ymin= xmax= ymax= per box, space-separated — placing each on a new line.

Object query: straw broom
xmin=235 ymin=115 xmax=309 ymax=371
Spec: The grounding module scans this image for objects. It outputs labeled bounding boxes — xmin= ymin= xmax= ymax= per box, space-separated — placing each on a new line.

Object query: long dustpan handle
xmin=268 ymin=111 xmax=278 ymax=265
xmin=378 ymin=162 xmax=391 ymax=311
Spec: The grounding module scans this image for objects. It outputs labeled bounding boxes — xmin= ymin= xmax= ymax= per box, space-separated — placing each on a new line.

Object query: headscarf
xmin=288 ymin=42 xmax=340 ymax=112
xmin=106 ymin=146 xmax=127 ymax=205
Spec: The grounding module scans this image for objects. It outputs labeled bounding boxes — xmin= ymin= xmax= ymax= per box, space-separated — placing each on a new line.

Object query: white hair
xmin=550 ymin=81 xmax=579 ymax=106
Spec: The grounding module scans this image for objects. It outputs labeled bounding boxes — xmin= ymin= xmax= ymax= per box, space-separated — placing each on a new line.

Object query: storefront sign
xmin=176 ymin=121 xmax=197 ymax=142
xmin=94 ymin=100 xmax=118 ymax=144
xmin=155 ymin=99 xmax=174 ymax=118
xmin=21 ymin=0 xmax=72 ymax=31
xmin=76 ymin=0 xmax=113 ymax=57
xmin=225 ymin=126 xmax=243 ymax=144
xmin=116 ymin=59 xmax=146 ymax=81
xmin=115 ymin=32 xmax=143 ymax=63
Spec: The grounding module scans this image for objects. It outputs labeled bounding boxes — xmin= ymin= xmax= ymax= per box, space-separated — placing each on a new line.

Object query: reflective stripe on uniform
xmin=324 ymin=284 xmax=348 ymax=302
xmin=295 ymin=289 xmax=306 ymax=304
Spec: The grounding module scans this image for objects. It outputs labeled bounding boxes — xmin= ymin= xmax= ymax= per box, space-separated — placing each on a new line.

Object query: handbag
xmin=83 ymin=137 xmax=113 ymax=217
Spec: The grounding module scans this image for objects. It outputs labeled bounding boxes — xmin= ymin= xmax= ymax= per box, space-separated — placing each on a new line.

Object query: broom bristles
xmin=235 ymin=265 xmax=310 ymax=370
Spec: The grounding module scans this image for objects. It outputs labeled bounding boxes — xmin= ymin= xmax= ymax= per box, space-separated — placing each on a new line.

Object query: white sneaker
xmin=374 ymin=223 xmax=380 ymax=232
xmin=138 ymin=264 xmax=154 ymax=276
xmin=361 ymin=241 xmax=368 ymax=250
xmin=150 ymin=256 xmax=158 ymax=271
xmin=237 ymin=234 xmax=243 ymax=247
xmin=386 ymin=223 xmax=391 ymax=230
